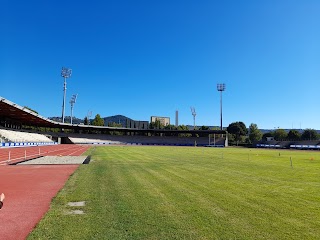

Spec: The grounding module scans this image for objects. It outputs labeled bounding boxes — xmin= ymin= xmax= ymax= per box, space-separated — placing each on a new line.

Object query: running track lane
xmin=0 ymin=165 xmax=79 ymax=240
xmin=0 ymin=144 xmax=91 ymax=239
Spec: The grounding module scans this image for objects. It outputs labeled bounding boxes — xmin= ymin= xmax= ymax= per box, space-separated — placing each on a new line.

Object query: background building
xmin=126 ymin=119 xmax=149 ymax=129
xmin=150 ymin=116 xmax=170 ymax=126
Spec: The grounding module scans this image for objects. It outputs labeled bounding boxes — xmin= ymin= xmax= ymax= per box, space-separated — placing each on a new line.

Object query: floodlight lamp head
xmin=72 ymin=94 xmax=77 ymax=103
xmin=61 ymin=67 xmax=72 ymax=78
xmin=217 ymin=83 xmax=226 ymax=91
xmin=190 ymin=107 xmax=196 ymax=116
xmin=70 ymin=94 xmax=77 ymax=104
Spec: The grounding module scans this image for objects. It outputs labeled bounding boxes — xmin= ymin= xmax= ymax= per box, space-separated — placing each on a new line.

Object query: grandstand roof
xmin=0 ymin=97 xmax=57 ymax=127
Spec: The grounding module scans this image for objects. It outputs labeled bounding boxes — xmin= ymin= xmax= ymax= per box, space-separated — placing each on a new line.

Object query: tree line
xmin=89 ymin=114 xmax=319 ymax=143
xmin=226 ymin=121 xmax=320 ymax=145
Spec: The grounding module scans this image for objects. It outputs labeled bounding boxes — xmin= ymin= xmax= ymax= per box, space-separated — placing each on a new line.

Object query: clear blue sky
xmin=1 ymin=0 xmax=320 ymax=129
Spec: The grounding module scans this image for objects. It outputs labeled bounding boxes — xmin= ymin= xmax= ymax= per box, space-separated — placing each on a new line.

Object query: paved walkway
xmin=17 ymin=156 xmax=89 ymax=165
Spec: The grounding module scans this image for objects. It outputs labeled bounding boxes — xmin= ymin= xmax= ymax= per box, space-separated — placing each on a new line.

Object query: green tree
xmin=108 ymin=122 xmax=123 ymax=135
xmin=227 ymin=133 xmax=236 ymax=144
xmin=108 ymin=122 xmax=122 ymax=128
xmin=227 ymin=122 xmax=247 ymax=145
xmin=196 ymin=126 xmax=209 ymax=137
xmin=199 ymin=126 xmax=210 ymax=130
xmin=177 ymin=125 xmax=192 ymax=137
xmin=301 ymin=129 xmax=318 ymax=140
xmin=248 ymin=123 xmax=262 ymax=143
xmin=84 ymin=116 xmax=89 ymax=125
xmin=163 ymin=124 xmax=177 ymax=136
xmin=287 ymin=130 xmax=301 ymax=141
xmin=92 ymin=114 xmax=104 ymax=126
xmin=149 ymin=119 xmax=164 ymax=129
xmin=273 ymin=129 xmax=287 ymax=141
xmin=164 ymin=124 xmax=176 ymax=130
xmin=262 ymin=132 xmax=273 ymax=141
xmin=210 ymin=126 xmax=224 ymax=139
xmin=24 ymin=106 xmax=38 ymax=114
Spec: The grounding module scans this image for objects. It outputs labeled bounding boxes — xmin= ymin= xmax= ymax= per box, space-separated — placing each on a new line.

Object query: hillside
xmin=103 ymin=115 xmax=133 ymax=127
xmin=48 ymin=115 xmax=133 ymax=127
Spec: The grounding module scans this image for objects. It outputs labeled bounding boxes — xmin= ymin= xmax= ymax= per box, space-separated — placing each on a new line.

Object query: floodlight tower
xmin=175 ymin=110 xmax=179 ymax=127
xmin=87 ymin=111 xmax=92 ymax=125
xmin=61 ymin=67 xmax=72 ymax=123
xmin=217 ymin=83 xmax=226 ymax=130
xmin=190 ymin=107 xmax=197 ymax=130
xmin=70 ymin=94 xmax=78 ymax=124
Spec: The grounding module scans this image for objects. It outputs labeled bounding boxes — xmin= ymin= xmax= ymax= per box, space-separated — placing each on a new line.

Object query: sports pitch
xmin=28 ymin=146 xmax=320 ymax=239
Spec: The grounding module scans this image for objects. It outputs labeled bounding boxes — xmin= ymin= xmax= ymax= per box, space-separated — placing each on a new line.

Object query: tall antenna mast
xmin=190 ymin=107 xmax=196 ymax=130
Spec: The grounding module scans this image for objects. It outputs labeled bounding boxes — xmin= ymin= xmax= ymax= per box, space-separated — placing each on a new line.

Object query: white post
xmin=39 ymin=148 xmax=40 ymax=156
xmin=25 ymin=150 xmax=26 ymax=160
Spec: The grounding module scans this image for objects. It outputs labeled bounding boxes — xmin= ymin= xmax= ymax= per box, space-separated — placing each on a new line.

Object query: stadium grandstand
xmin=0 ymin=96 xmax=228 ymax=148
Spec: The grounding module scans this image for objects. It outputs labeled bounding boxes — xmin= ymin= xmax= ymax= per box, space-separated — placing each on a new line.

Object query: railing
xmin=1 ymin=142 xmax=57 ymax=148
xmin=0 ymin=147 xmax=45 ymax=165
xmin=0 ymin=144 xmax=87 ymax=165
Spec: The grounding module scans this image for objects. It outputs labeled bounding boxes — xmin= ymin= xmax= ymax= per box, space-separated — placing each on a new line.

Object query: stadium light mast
xmin=190 ymin=107 xmax=197 ymax=130
xmin=217 ymin=83 xmax=226 ymax=130
xmin=70 ymin=94 xmax=78 ymax=124
xmin=87 ymin=111 xmax=92 ymax=125
xmin=61 ymin=67 xmax=72 ymax=123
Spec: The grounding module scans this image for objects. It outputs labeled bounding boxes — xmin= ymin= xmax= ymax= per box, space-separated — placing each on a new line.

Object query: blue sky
xmin=1 ymin=0 xmax=320 ymax=129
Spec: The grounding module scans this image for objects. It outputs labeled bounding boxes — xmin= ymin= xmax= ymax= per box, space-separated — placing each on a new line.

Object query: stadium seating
xmin=0 ymin=128 xmax=54 ymax=145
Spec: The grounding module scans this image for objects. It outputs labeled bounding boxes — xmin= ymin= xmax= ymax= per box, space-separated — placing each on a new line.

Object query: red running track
xmin=0 ymin=144 xmax=91 ymax=240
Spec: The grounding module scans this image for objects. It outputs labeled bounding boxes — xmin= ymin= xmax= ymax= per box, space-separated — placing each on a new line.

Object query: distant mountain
xmin=48 ymin=116 xmax=83 ymax=124
xmin=103 ymin=115 xmax=133 ymax=127
xmin=48 ymin=115 xmax=134 ymax=127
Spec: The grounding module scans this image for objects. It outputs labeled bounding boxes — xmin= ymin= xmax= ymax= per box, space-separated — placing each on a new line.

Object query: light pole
xmin=217 ymin=83 xmax=226 ymax=130
xmin=87 ymin=111 xmax=92 ymax=125
xmin=70 ymin=94 xmax=77 ymax=124
xmin=61 ymin=67 xmax=72 ymax=123
xmin=190 ymin=107 xmax=196 ymax=130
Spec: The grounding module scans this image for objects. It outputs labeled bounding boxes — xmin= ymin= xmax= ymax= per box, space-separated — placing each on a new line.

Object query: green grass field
xmin=28 ymin=146 xmax=320 ymax=240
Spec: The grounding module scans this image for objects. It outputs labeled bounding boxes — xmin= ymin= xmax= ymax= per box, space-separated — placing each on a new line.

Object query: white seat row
xmin=69 ymin=137 xmax=122 ymax=145
xmin=0 ymin=129 xmax=53 ymax=143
